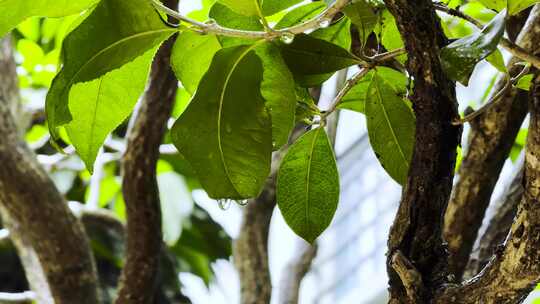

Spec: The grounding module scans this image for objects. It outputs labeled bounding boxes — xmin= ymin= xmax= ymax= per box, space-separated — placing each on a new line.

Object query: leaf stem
xmin=452 ymin=63 xmax=531 ymax=125
xmin=434 ymin=3 xmax=540 ymax=69
xmin=321 ymin=48 xmax=407 ymax=119
xmin=151 ymin=0 xmax=352 ymax=40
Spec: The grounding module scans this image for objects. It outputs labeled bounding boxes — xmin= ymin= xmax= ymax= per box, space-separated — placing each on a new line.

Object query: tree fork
xmin=444 ymin=5 xmax=540 ymax=279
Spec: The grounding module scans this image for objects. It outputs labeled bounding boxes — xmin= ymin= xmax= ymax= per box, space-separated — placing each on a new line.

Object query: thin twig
xmin=323 ymin=68 xmax=372 ymax=118
xmin=151 ymin=0 xmax=351 ymax=40
xmin=434 ymin=3 xmax=540 ymax=69
xmin=453 ymin=64 xmax=531 ymax=125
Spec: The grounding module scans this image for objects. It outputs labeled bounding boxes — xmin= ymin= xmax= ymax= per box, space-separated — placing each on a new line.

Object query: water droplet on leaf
xmin=318 ymin=18 xmax=331 ymax=28
xmin=280 ymin=32 xmax=295 ymax=44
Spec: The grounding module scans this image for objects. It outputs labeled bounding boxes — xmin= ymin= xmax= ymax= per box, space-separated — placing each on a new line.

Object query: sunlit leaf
xmin=0 ymin=0 xmax=99 ymax=37
xmin=46 ymin=0 xmax=176 ymax=141
xmin=66 ymin=48 xmax=157 ymax=171
xmin=171 ymin=32 xmax=221 ymax=94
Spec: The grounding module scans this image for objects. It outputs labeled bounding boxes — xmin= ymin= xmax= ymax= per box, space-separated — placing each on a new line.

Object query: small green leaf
xmin=0 ymin=0 xmax=99 ymax=37
xmin=486 ymin=49 xmax=507 ymax=72
xmin=277 ymin=127 xmax=340 ymax=243
xmin=261 ymin=0 xmax=304 ymax=16
xmin=171 ymin=32 xmax=222 ymax=94
xmin=339 ymin=68 xmax=407 ymax=113
xmin=366 ymin=68 xmax=415 ymax=185
xmin=516 ymin=74 xmax=534 ymax=91
xmin=255 ymin=43 xmax=297 ymax=150
xmin=477 ymin=0 xmax=507 ymax=11
xmin=218 ymin=0 xmax=259 ymax=16
xmin=508 ymin=0 xmax=539 ymax=15
xmin=344 ymin=0 xmax=378 ymax=45
xmin=441 ymin=9 xmax=506 ymax=85
xmin=380 ymin=11 xmax=404 ymax=53
xmin=66 ymin=48 xmax=157 ymax=172
xmin=311 ymin=18 xmax=352 ymax=51
xmin=279 ymin=34 xmax=360 ymax=86
xmin=171 ymin=45 xmax=272 ymax=199
xmin=275 ymin=2 xmax=326 ymax=29
xmin=46 ymin=0 xmax=177 ymax=140
xmin=210 ymin=2 xmax=263 ymax=47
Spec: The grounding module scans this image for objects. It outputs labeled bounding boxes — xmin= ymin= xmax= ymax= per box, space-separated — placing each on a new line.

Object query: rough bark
xmin=464 ymin=157 xmax=524 ymax=278
xmin=435 ymin=72 xmax=540 ymax=304
xmin=234 ymin=178 xmax=276 ymax=304
xmin=115 ymin=2 xmax=178 ymax=301
xmin=382 ymin=1 xmax=461 ymax=303
xmin=0 ymin=38 xmax=100 ymax=304
xmin=444 ymin=6 xmax=540 ymax=278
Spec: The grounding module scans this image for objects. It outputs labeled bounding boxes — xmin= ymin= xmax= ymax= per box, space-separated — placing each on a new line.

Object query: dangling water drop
xmin=205 ymin=18 xmax=217 ymax=26
xmin=218 ymin=199 xmax=232 ymax=210
xmin=318 ymin=18 xmax=331 ymax=28
xmin=280 ymin=32 xmax=295 ymax=44
xmin=235 ymin=199 xmax=249 ymax=206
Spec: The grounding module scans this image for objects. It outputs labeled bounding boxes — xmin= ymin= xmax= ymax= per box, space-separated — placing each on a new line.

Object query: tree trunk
xmin=382 ymin=1 xmax=460 ymax=302
xmin=0 ymin=37 xmax=100 ymax=304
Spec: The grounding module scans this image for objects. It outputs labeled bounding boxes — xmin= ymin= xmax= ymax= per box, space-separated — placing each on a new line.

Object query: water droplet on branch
xmin=280 ymin=32 xmax=295 ymax=44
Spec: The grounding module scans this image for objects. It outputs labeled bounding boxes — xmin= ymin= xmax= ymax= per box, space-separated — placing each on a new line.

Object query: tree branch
xmin=151 ymin=0 xmax=351 ymax=40
xmin=0 ymin=37 xmax=100 ymax=304
xmin=115 ymin=1 xmax=178 ymax=302
xmin=382 ymin=1 xmax=461 ymax=302
xmin=444 ymin=5 xmax=540 ymax=279
xmin=436 ymin=72 xmax=540 ymax=304
xmin=464 ymin=155 xmax=524 ymax=278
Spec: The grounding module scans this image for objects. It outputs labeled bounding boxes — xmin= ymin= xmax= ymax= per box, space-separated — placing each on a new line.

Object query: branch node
xmin=391 ymin=250 xmax=424 ymax=302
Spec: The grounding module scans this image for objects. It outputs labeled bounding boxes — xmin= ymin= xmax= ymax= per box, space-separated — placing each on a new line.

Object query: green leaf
xmin=344 ymin=0 xmax=378 ymax=45
xmin=440 ymin=9 xmax=506 ymax=85
xmin=339 ymin=67 xmax=407 ymax=113
xmin=509 ymin=0 xmax=539 ymax=15
xmin=46 ymin=0 xmax=177 ymax=140
xmin=380 ymin=11 xmax=404 ymax=52
xmin=261 ymin=0 xmax=304 ymax=16
xmin=290 ymin=18 xmax=353 ymax=87
xmin=366 ymin=68 xmax=415 ymax=185
xmin=255 ymin=43 xmax=297 ymax=150
xmin=218 ymin=0 xmax=259 ymax=16
xmin=209 ymin=2 xmax=263 ymax=47
xmin=171 ymin=32 xmax=222 ymax=94
xmin=275 ymin=2 xmax=326 ymax=29
xmin=279 ymin=34 xmax=360 ymax=86
xmin=66 ymin=48 xmax=157 ymax=172
xmin=171 ymin=45 xmax=272 ymax=199
xmin=486 ymin=49 xmax=507 ymax=72
xmin=311 ymin=18 xmax=352 ymax=51
xmin=516 ymin=74 xmax=534 ymax=91
xmin=477 ymin=0 xmax=506 ymax=11
xmin=0 ymin=0 xmax=99 ymax=37
xmin=277 ymin=127 xmax=340 ymax=243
